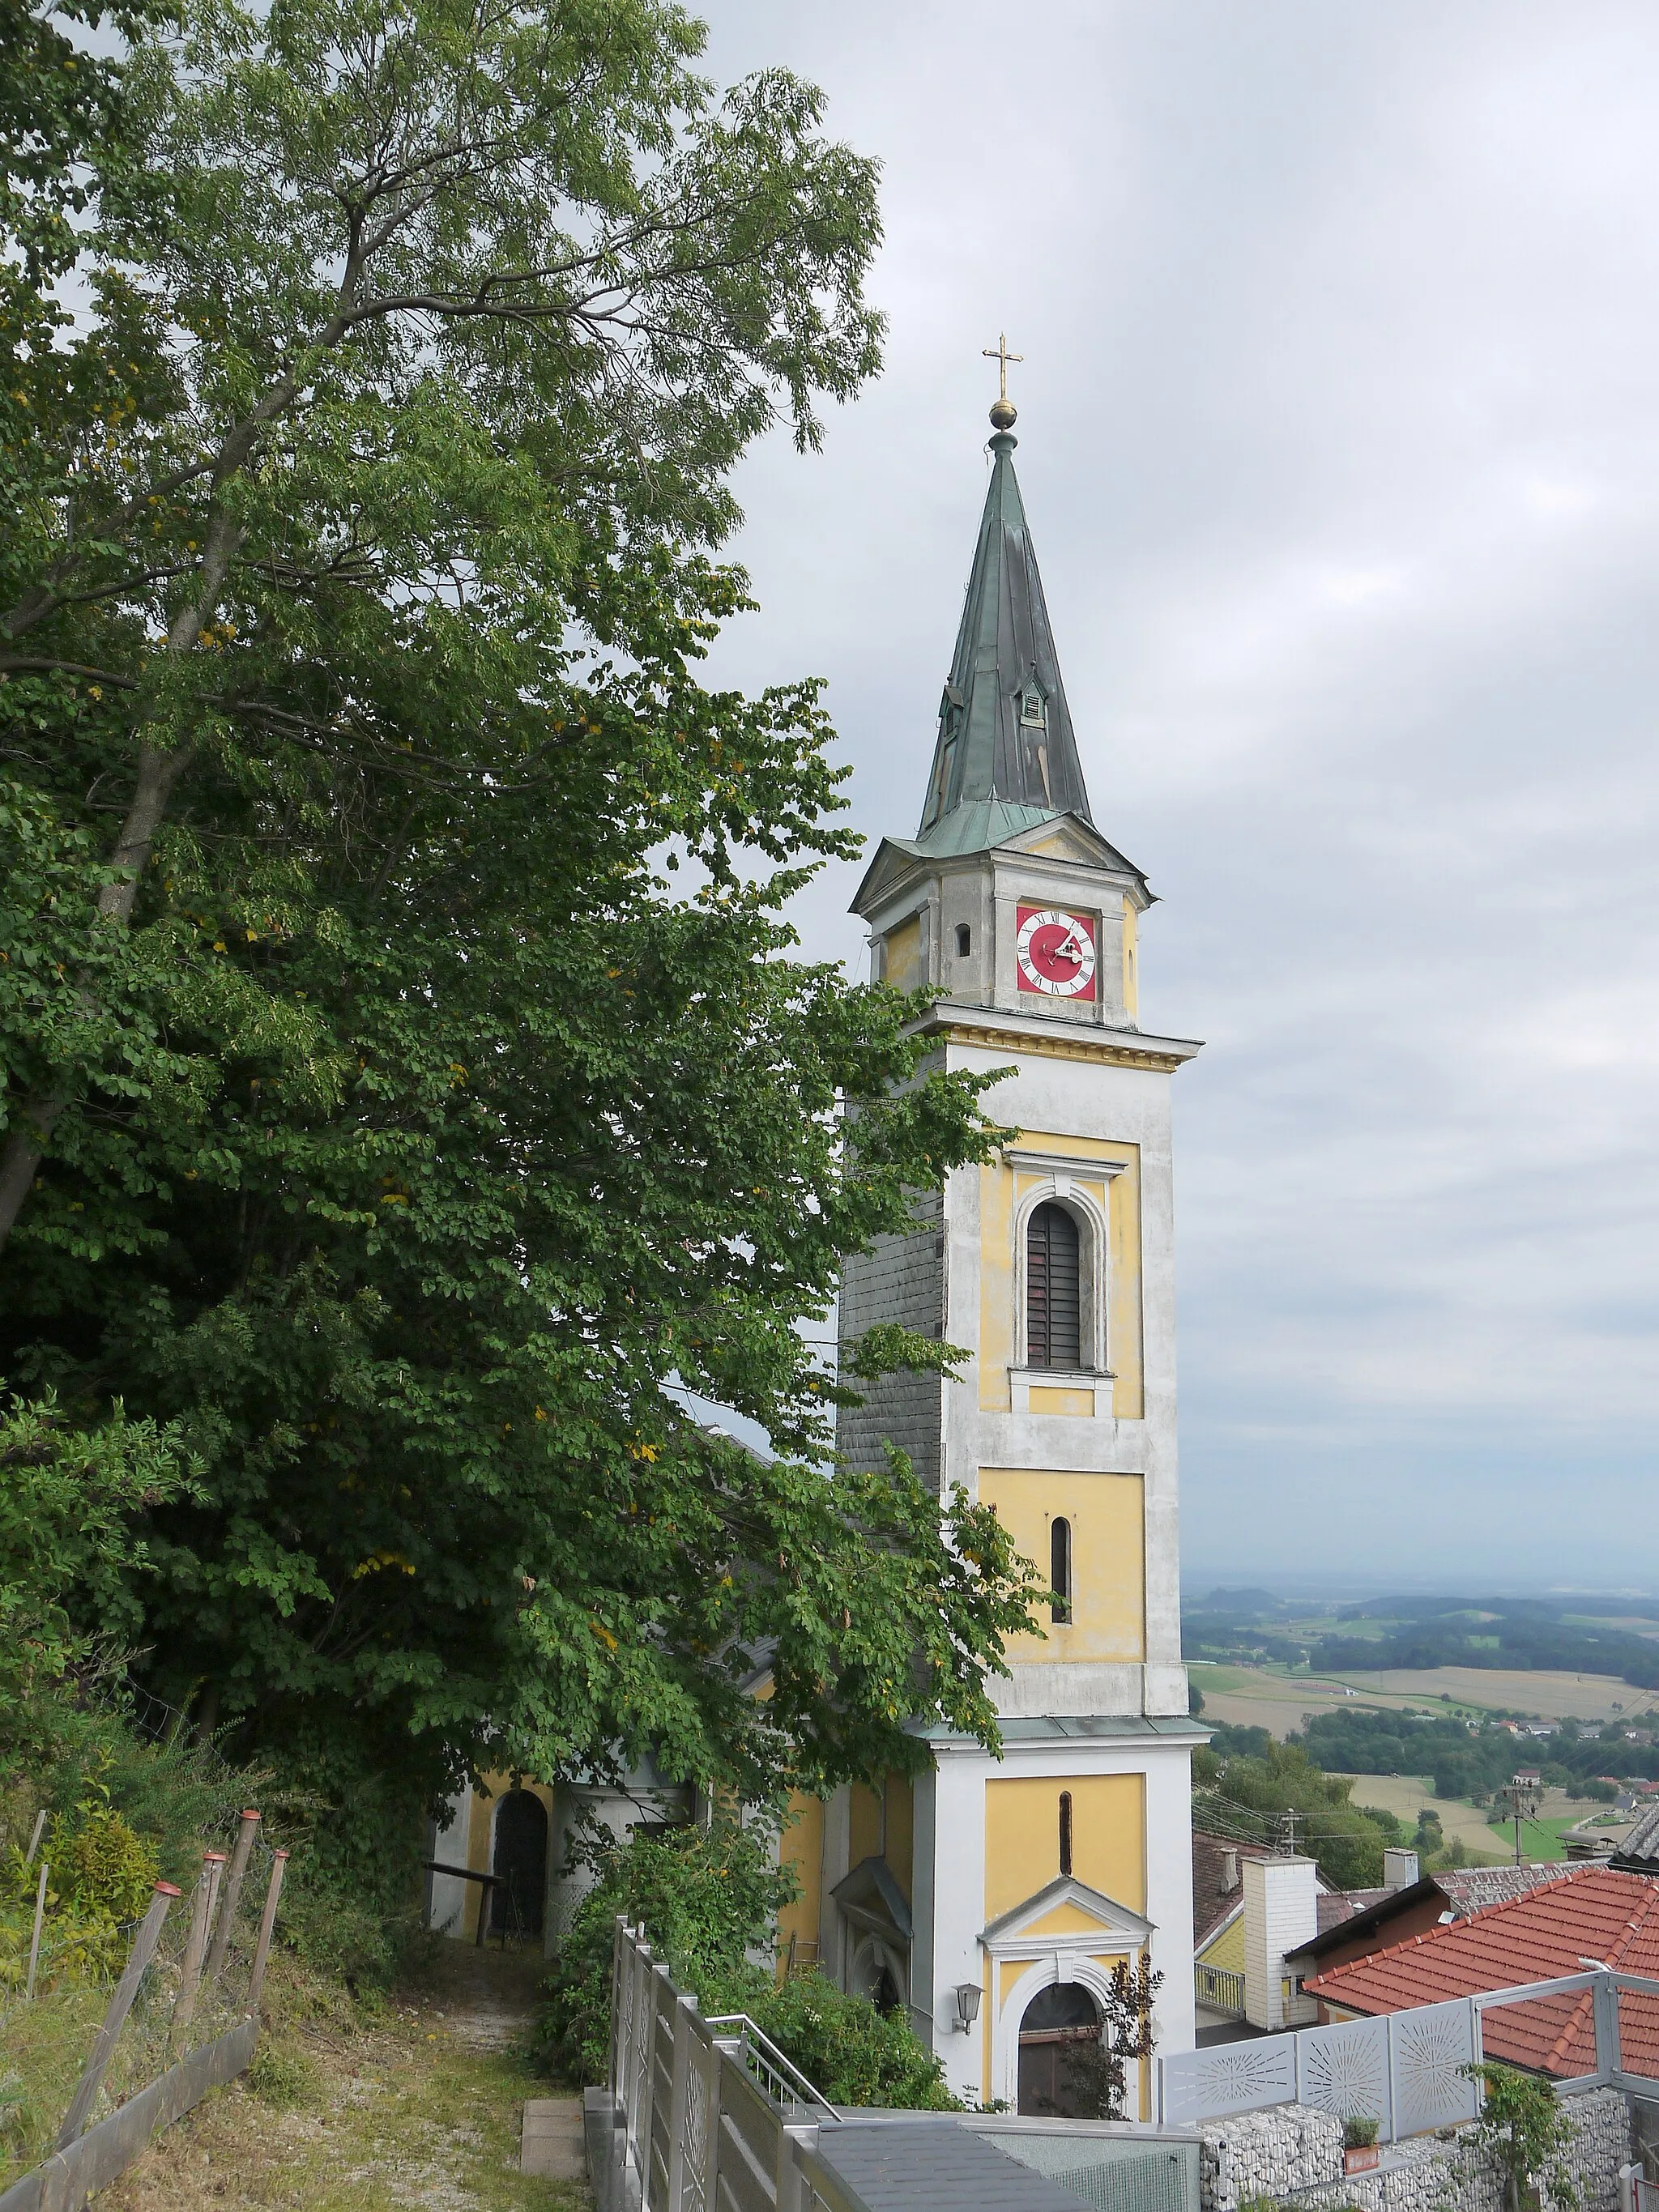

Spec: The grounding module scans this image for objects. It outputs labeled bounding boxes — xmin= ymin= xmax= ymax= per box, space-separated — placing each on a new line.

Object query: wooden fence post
xmin=245 ymin=1850 xmax=288 ymax=2014
xmin=24 ymin=1860 xmax=48 ymax=2001
xmin=172 ymin=1852 xmax=227 ymax=2039
xmin=53 ymin=1882 xmax=180 ymax=2150
xmin=203 ymin=1809 xmax=260 ymax=1984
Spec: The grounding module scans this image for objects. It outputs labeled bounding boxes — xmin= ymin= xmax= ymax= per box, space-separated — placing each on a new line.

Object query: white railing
xmin=1160 ymin=1967 xmax=1659 ymax=2139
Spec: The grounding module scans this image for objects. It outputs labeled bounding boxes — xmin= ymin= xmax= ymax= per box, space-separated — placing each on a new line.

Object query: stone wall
xmin=834 ymin=1188 xmax=944 ymax=1490
xmin=1200 ymin=2087 xmax=1630 ymax=2212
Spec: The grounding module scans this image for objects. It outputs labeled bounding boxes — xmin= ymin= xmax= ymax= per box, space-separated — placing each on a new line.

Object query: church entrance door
xmin=490 ymin=1789 xmax=548 ymax=1936
xmin=1016 ymin=1981 xmax=1102 ymax=2116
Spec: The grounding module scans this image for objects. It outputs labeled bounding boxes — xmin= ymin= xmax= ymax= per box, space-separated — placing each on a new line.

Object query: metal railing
xmin=703 ymin=2015 xmax=843 ymax=2119
xmin=603 ymin=1921 xmax=1205 ymax=2212
xmin=1161 ymin=1964 xmax=1659 ymax=2138
xmin=1193 ymin=1965 xmax=1245 ymax=2017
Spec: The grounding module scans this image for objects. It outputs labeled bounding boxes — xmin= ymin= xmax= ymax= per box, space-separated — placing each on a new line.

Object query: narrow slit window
xmin=1051 ymin=1518 xmax=1072 ymax=1626
xmin=955 ymin=923 xmax=971 ymax=957
xmin=1059 ymin=1791 xmax=1073 ymax=1878
xmin=1026 ymin=1202 xmax=1081 ymax=1369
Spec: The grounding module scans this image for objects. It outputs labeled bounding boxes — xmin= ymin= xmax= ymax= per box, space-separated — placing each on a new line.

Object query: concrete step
xmin=522 ymin=2095 xmax=587 ymax=2181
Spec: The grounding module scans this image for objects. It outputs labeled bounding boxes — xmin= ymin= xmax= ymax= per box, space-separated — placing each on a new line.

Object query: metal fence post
xmin=665 ymin=1990 xmax=695 ymax=2212
xmin=1596 ymin=1970 xmax=1622 ymax=2084
xmin=614 ymin=1920 xmax=636 ymax=2108
xmin=204 ymin=1809 xmax=261 ymax=1984
xmin=778 ymin=2122 xmax=819 ymax=2212
xmin=245 ymin=1850 xmax=288 ymax=2013
xmin=53 ymin=1881 xmax=180 ymax=2150
xmin=172 ymin=1852 xmax=227 ymax=2039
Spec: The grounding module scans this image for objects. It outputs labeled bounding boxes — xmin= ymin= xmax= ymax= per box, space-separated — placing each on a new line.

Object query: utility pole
xmin=1494 ymin=1779 xmax=1542 ymax=1866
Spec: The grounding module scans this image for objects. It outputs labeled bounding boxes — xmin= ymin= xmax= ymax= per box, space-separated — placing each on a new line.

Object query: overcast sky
xmin=689 ymin=1 xmax=1659 ymax=1593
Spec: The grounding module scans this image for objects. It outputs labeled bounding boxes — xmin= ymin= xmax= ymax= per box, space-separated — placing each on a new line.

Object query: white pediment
xmin=979 ymin=1873 xmax=1154 ymax=1957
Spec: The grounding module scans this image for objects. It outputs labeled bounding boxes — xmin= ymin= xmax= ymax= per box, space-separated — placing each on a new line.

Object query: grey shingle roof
xmin=815 ymin=2119 xmax=1085 ymax=2212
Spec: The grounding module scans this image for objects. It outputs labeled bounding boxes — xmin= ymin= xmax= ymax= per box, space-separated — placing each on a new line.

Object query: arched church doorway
xmin=490 ymin=1788 xmax=548 ymax=1936
xmin=1017 ymin=1981 xmax=1102 ymax=2116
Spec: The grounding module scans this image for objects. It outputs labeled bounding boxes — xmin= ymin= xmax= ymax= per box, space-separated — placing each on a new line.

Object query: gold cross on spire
xmin=983 ymin=332 xmax=1023 ymax=403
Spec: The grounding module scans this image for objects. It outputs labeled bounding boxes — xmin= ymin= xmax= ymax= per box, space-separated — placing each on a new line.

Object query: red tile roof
xmin=1304 ymin=1867 xmax=1659 ymax=2078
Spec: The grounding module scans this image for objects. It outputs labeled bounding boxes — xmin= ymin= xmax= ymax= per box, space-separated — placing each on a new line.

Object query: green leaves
xmin=0 ymin=0 xmax=1038 ymax=1869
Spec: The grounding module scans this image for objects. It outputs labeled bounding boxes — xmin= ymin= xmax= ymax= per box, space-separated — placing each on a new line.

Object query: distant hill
xmin=1183 ymin=1591 xmax=1659 ymax=1694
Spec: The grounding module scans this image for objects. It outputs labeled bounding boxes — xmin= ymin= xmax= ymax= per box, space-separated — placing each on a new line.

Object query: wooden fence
xmin=0 ymin=1812 xmax=287 ymax=2212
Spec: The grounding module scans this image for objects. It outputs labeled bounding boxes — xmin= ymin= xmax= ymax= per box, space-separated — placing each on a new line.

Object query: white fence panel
xmin=1160 ymin=2033 xmax=1297 ymax=2126
xmin=1295 ymin=2014 xmax=1392 ymax=2135
xmin=1388 ymin=1997 xmax=1479 ymax=2138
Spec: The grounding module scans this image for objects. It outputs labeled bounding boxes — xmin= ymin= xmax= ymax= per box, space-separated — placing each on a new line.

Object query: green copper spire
xmin=915 ymin=416 xmax=1094 ymax=842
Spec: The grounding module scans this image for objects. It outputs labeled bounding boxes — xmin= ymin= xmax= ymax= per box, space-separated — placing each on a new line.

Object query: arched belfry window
xmin=1026 ymin=1202 xmax=1081 ymax=1370
xmin=1051 ymin=1519 xmax=1073 ymax=1626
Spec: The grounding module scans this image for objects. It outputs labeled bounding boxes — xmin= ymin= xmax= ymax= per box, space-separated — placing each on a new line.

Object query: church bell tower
xmin=781 ymin=373 xmax=1206 ymax=2113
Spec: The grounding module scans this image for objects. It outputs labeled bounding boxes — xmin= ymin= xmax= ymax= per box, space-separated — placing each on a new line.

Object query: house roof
xmin=1613 ymin=1800 xmax=1659 ymax=1869
xmin=1191 ymin=1831 xmax=1283 ymax=1948
xmin=1304 ymin=1865 xmax=1659 ymax=2076
xmin=1286 ymin=1865 xmax=1567 ymax=1970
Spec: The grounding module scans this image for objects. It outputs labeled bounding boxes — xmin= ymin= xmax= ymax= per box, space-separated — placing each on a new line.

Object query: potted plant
xmin=1343 ymin=2117 xmax=1381 ymax=2174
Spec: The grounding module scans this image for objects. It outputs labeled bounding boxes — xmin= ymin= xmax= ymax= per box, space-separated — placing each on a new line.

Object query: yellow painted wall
xmin=885 ymin=1774 xmax=914 ymax=1902
xmin=849 ymin=1783 xmax=883 ymax=1869
xmin=977 ymin=1133 xmax=1142 ymax=1417
xmin=1196 ymin=1909 xmax=1245 ymax=1972
xmin=1107 ymin=1153 xmax=1144 ymax=1420
xmin=777 ymin=1793 xmax=825 ymax=1968
xmin=984 ymin=1772 xmax=1145 ymax=1922
xmin=977 ymin=1468 xmax=1145 ymax=1664
xmin=885 ymin=915 xmax=922 ymax=991
xmin=1029 ymin=1385 xmax=1094 ymax=1417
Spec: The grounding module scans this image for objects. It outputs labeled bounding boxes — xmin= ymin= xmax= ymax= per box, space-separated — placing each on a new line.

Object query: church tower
xmin=776 ymin=383 xmax=1205 ymax=2113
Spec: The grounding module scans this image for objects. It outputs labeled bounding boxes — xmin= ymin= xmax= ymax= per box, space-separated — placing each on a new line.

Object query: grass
xmin=0 ymin=1982 xmax=109 ymax=2183
xmin=92 ymin=1952 xmax=585 ymax=2212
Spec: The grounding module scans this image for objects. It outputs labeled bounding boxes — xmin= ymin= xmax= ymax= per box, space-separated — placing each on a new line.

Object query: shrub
xmin=534 ymin=1812 xmax=955 ymax=2108
xmin=1343 ymin=2116 xmax=1380 ymax=2149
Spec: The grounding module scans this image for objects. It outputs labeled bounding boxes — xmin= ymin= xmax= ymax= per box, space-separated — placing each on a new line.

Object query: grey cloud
xmin=693 ymin=0 xmax=1659 ymax=1585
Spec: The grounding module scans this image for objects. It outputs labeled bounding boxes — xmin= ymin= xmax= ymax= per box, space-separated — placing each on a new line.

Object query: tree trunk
xmin=0 ymin=740 xmax=190 ymax=1256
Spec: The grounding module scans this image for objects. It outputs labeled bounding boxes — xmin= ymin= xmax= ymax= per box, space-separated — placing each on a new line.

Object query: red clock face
xmin=1016 ymin=906 xmax=1097 ymax=999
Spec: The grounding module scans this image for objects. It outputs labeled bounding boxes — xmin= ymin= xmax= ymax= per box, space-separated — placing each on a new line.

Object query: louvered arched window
xmin=1026 ymin=1202 xmax=1081 ymax=1370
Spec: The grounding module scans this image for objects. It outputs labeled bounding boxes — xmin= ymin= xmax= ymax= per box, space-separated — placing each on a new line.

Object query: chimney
xmin=1384 ymin=1848 xmax=1419 ymax=1892
xmin=1221 ymin=1848 xmax=1239 ymax=1891
xmin=1243 ymin=1855 xmax=1319 ymax=2031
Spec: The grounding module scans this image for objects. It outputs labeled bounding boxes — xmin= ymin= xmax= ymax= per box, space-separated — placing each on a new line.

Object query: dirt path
xmin=104 ymin=1942 xmax=586 ymax=2212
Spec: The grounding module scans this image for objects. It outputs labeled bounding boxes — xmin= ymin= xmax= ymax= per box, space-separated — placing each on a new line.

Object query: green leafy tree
xmin=1193 ymin=1739 xmax=1390 ymax=1889
xmin=1461 ymin=2062 xmax=1580 ymax=2212
xmin=0 ymin=0 xmax=1044 ymax=1903
xmin=0 ymin=1387 xmax=190 ymax=1707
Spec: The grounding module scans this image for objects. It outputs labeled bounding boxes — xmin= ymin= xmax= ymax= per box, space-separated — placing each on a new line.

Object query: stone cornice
xmin=932 ymin=1016 xmax=1201 ymax=1074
